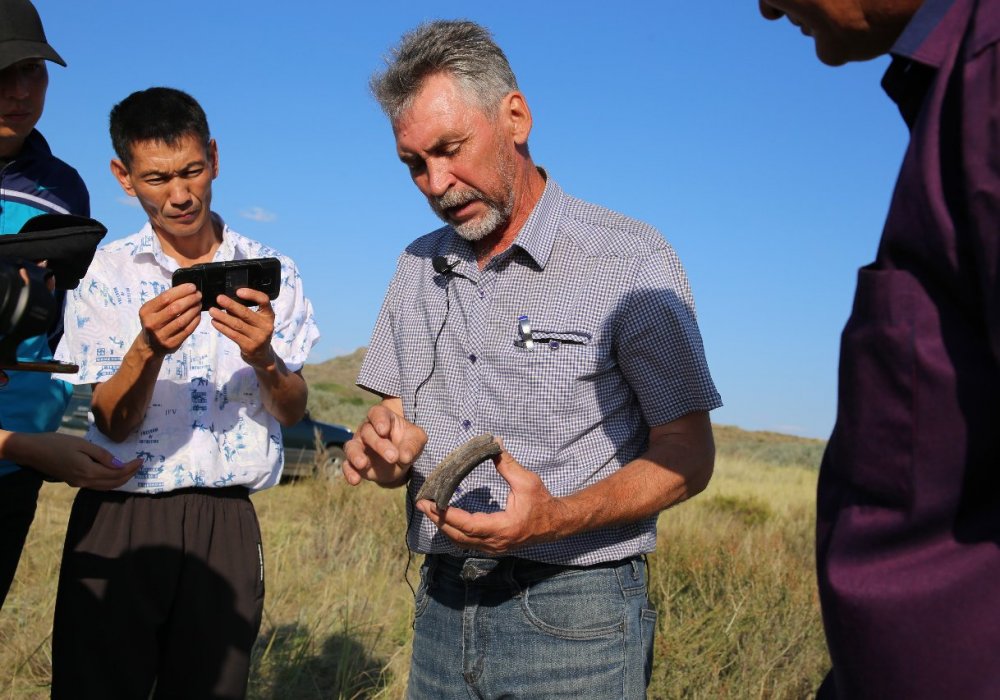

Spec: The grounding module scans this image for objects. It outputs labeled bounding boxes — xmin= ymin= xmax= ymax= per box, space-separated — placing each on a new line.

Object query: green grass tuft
xmin=704 ymin=493 xmax=773 ymax=527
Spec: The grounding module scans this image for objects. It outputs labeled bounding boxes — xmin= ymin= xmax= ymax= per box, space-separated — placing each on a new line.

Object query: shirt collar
xmin=890 ymin=0 xmax=957 ymax=67
xmin=882 ymin=0 xmax=962 ymax=126
xmin=510 ymin=169 xmax=562 ymax=270
xmin=5 ymin=130 xmax=50 ymax=167
xmin=17 ymin=130 xmax=50 ymax=160
xmin=131 ymin=213 xmax=239 ymax=272
xmin=437 ymin=169 xmax=564 ymax=272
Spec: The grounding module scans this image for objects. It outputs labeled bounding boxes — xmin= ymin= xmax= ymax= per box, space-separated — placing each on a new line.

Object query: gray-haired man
xmin=346 ymin=20 xmax=721 ymax=697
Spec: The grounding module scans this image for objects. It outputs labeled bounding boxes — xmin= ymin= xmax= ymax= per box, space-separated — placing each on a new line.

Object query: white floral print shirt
xmin=55 ymin=217 xmax=319 ymax=493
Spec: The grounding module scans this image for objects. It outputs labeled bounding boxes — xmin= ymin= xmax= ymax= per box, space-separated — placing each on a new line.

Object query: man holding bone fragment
xmin=347 ymin=20 xmax=721 ymax=698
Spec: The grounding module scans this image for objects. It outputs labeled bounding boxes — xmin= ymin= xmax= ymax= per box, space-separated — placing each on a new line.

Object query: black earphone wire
xmin=403 ymin=269 xmax=453 ymax=596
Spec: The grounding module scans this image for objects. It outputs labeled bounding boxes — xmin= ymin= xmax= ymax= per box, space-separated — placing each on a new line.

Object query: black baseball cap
xmin=0 ymin=0 xmax=64 ymax=72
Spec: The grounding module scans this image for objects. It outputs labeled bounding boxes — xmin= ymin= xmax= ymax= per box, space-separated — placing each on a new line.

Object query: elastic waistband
xmin=83 ymin=485 xmax=250 ymax=501
xmin=155 ymin=485 xmax=250 ymax=499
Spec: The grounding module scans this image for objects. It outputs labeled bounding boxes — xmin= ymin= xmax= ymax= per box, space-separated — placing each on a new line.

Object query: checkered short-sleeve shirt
xmin=359 ymin=177 xmax=721 ymax=565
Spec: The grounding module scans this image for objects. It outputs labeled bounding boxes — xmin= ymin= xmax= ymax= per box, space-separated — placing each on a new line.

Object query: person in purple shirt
xmin=760 ymin=0 xmax=1000 ymax=697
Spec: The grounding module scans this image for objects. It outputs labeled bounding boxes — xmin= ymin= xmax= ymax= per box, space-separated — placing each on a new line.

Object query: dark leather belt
xmin=429 ymin=552 xmax=639 ymax=582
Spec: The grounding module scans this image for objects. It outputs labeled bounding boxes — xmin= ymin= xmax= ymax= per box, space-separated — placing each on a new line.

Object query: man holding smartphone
xmin=51 ymin=87 xmax=318 ymax=698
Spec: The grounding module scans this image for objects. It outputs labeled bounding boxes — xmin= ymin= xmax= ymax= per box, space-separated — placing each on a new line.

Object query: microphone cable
xmin=403 ymin=255 xmax=459 ymax=596
xmin=411 ymin=256 xmax=457 ymax=425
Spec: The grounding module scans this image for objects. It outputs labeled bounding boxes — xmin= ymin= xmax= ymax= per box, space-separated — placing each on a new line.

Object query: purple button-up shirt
xmin=817 ymin=0 xmax=1000 ymax=697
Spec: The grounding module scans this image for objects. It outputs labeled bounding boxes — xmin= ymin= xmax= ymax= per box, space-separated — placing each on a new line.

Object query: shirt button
xmin=469 ymin=354 xmax=477 ymax=363
xmin=461 ymin=419 xmax=472 ymax=430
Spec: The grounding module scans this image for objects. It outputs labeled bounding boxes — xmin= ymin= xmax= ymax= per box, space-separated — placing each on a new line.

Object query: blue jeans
xmin=408 ymin=554 xmax=656 ymax=699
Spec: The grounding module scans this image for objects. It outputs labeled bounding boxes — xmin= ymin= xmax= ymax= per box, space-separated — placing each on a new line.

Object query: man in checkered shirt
xmin=347 ymin=20 xmax=721 ymax=699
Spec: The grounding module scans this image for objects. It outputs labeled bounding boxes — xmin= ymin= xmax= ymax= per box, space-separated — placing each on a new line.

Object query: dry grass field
xmin=1 ymin=351 xmax=831 ymax=698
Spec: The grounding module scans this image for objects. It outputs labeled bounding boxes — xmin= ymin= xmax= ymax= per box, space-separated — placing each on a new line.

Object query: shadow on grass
xmin=252 ymin=623 xmax=389 ymax=699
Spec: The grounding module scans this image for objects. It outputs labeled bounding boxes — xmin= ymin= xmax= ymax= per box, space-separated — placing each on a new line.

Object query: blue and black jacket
xmin=0 ymin=129 xmax=90 ymax=476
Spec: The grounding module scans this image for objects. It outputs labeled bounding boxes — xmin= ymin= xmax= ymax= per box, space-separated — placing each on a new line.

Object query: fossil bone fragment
xmin=415 ymin=434 xmax=502 ymax=507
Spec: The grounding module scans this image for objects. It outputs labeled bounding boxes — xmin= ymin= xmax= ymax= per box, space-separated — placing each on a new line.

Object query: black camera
xmin=0 ymin=214 xmax=107 ymax=373
xmin=0 ymin=258 xmax=57 ymax=337
xmin=0 ymin=257 xmax=63 ymax=371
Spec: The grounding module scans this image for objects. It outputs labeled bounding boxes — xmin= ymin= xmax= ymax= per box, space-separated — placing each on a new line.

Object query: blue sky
xmin=34 ymin=2 xmax=909 ymax=438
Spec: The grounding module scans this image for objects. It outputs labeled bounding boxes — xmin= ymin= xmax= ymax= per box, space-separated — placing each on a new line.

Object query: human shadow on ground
xmin=252 ymin=623 xmax=388 ymax=699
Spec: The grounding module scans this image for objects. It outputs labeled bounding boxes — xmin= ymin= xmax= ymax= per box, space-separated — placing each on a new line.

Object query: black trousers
xmin=0 ymin=468 xmax=42 ymax=609
xmin=52 ymin=486 xmax=265 ymax=700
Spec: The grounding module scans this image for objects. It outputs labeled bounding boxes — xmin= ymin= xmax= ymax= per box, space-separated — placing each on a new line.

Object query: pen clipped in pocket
xmin=514 ymin=330 xmax=591 ymax=351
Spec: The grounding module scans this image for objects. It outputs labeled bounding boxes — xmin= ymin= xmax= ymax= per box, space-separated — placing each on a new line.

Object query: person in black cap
xmin=0 ymin=0 xmax=139 ymax=611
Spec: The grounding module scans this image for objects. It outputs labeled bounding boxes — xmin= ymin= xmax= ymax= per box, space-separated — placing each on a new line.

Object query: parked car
xmin=60 ymin=386 xmax=91 ymax=432
xmin=279 ymin=411 xmax=353 ymax=480
xmin=59 ymin=386 xmax=353 ymax=481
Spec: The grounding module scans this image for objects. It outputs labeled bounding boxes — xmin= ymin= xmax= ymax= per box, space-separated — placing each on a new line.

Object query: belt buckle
xmin=460 ymin=557 xmax=500 ymax=581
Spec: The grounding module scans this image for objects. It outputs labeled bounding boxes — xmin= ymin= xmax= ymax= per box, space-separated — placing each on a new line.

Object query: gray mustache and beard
xmin=428 ymin=187 xmax=513 ymax=241
xmin=426 ymin=142 xmax=517 ymax=242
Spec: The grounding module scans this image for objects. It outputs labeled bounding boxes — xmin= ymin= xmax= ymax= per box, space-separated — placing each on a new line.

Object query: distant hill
xmin=712 ymin=424 xmax=825 ymax=470
xmin=302 ymin=347 xmax=378 ymax=429
xmin=303 ymin=347 xmax=370 ymax=392
xmin=303 ymin=349 xmax=826 ymax=469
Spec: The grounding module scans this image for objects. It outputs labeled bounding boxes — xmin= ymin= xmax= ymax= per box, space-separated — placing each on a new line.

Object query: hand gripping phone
xmin=171 ymin=257 xmax=281 ymax=311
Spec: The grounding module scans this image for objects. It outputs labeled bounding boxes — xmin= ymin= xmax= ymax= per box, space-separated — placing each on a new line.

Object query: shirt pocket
xmin=829 ymin=267 xmax=917 ymax=507
xmin=499 ymin=328 xmax=603 ymax=425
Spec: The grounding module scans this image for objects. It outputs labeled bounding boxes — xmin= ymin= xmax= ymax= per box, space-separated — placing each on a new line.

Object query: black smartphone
xmin=171 ymin=257 xmax=281 ymax=311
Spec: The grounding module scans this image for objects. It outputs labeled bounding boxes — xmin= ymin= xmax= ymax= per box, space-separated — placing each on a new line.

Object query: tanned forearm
xmin=91 ymin=282 xmax=204 ymax=443
xmin=538 ymin=411 xmax=715 ymax=542
xmin=0 ymin=429 xmax=47 ymax=465
xmin=91 ymin=333 xmax=166 ymax=443
xmin=417 ymin=410 xmax=716 ymax=555
xmin=252 ymin=350 xmax=308 ymax=427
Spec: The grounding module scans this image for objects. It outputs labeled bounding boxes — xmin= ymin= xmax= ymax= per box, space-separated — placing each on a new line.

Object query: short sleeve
xmin=356 ymin=253 xmax=405 ymax=398
xmin=615 ymin=248 xmax=722 ymax=426
xmin=270 ymin=256 xmax=319 ymax=371
xmin=54 ymin=253 xmax=139 ymax=384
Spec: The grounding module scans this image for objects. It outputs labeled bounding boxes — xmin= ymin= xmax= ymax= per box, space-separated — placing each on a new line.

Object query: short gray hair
xmin=370 ymin=20 xmax=519 ymax=122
